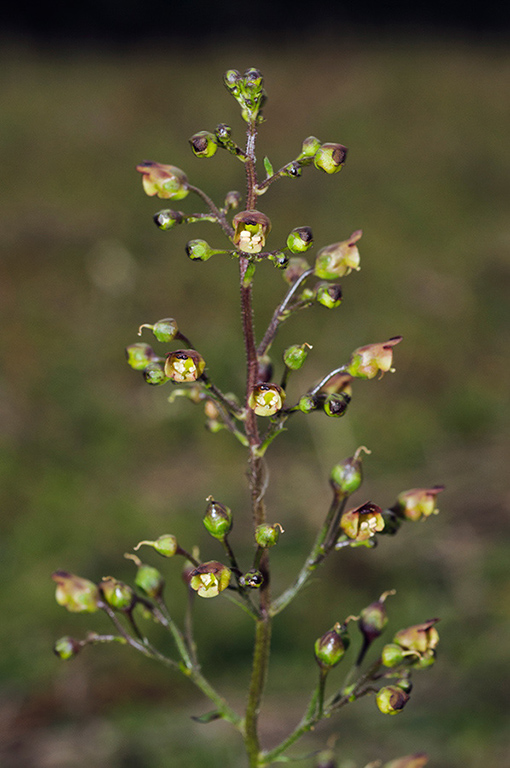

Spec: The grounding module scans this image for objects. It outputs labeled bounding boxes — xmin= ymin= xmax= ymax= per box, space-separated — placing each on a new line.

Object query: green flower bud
xmin=359 ymin=590 xmax=395 ymax=643
xmin=283 ymin=256 xmax=310 ymax=285
xmin=283 ymin=343 xmax=311 ymax=370
xmin=286 ymin=226 xmax=314 ymax=254
xmin=340 ymin=501 xmax=385 ymax=541
xmin=138 ymin=317 xmax=179 ymax=343
xmin=298 ymin=394 xmax=319 ymax=413
xmin=316 ymin=283 xmax=343 ymax=309
xmin=244 ymin=67 xmax=264 ymax=94
xmin=143 ymin=362 xmax=169 ymax=386
xmin=383 ymin=753 xmax=429 ymax=768
xmin=239 ymin=569 xmax=264 ymax=589
xmin=232 ymin=210 xmax=271 ymax=254
xmin=297 ymin=136 xmax=322 ymax=163
xmin=153 ymin=209 xmax=184 ymax=230
xmin=381 ymin=643 xmax=406 ymax=668
xmin=185 ymin=239 xmax=215 ymax=262
xmin=314 ymin=622 xmax=350 ymax=669
xmin=136 ymin=161 xmax=189 ymax=200
xmin=189 ymin=561 xmax=231 ymax=599
xmin=255 ymin=523 xmax=283 ymax=548
xmin=394 ymin=486 xmax=444 ymax=522
xmin=248 ymin=383 xmax=285 ymax=416
xmin=330 ymin=447 xmax=369 ymax=495
xmin=223 ymin=70 xmax=241 ymax=94
xmin=134 ymin=534 xmax=179 ymax=558
xmin=314 ymin=230 xmax=362 ymax=280
xmin=203 ymin=498 xmax=233 ymax=541
xmin=52 ymin=571 xmax=100 ymax=613
xmin=323 ymin=392 xmax=350 ymax=417
xmin=164 ymin=350 xmax=205 ymax=383
xmin=394 ymin=619 xmax=440 ymax=654
xmin=125 ymin=343 xmax=156 ymax=371
xmin=132 ymin=561 xmax=165 ymax=599
xmin=376 ymin=685 xmax=410 ymax=715
xmin=313 ymin=143 xmax=348 ymax=174
xmin=100 ymin=577 xmax=135 ymax=612
xmin=189 ymin=131 xmax=219 ymax=158
xmin=54 ymin=636 xmax=82 ymax=660
xmin=347 ymin=336 xmax=403 ymax=380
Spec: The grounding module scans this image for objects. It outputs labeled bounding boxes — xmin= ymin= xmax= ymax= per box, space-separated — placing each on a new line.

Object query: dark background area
xmin=0 ymin=6 xmax=509 ymax=768
xmin=4 ymin=0 xmax=510 ymax=42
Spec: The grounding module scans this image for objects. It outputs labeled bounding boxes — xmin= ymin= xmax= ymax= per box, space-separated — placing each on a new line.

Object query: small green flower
xmin=314 ymin=622 xmax=350 ymax=669
xmin=136 ymin=161 xmax=189 ymax=200
xmin=314 ymin=142 xmax=348 ymax=174
xmin=283 ymin=343 xmax=311 ymax=371
xmin=376 ymin=685 xmax=410 ymax=715
xmin=164 ymin=350 xmax=205 ymax=383
xmin=347 ymin=336 xmax=402 ymax=379
xmin=323 ymin=392 xmax=350 ymax=417
xmin=100 ymin=577 xmax=135 ymax=612
xmin=134 ymin=534 xmax=179 ymax=558
xmin=52 ymin=571 xmax=100 ymax=613
xmin=255 ymin=523 xmax=283 ymax=548
xmin=138 ymin=317 xmax=179 ymax=343
xmin=286 ymin=226 xmax=314 ymax=254
xmin=248 ymin=384 xmax=285 ymax=416
xmin=340 ymin=501 xmax=385 ymax=541
xmin=153 ymin=209 xmax=184 ymax=230
xmin=316 ymin=283 xmax=343 ymax=309
xmin=203 ymin=498 xmax=233 ymax=541
xmin=232 ymin=210 xmax=271 ymax=254
xmin=189 ymin=131 xmax=219 ymax=158
xmin=54 ymin=636 xmax=82 ymax=660
xmin=330 ymin=447 xmax=369 ymax=495
xmin=125 ymin=343 xmax=156 ymax=371
xmin=190 ymin=561 xmax=231 ymax=599
xmin=359 ymin=590 xmax=395 ymax=642
xmin=394 ymin=619 xmax=440 ymax=654
xmin=314 ymin=230 xmax=362 ymax=280
xmin=395 ymin=486 xmax=444 ymax=522
xmin=143 ymin=363 xmax=169 ymax=386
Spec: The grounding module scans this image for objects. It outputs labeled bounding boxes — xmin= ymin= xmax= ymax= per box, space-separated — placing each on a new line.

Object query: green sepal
xmin=263 ymin=156 xmax=274 ymax=177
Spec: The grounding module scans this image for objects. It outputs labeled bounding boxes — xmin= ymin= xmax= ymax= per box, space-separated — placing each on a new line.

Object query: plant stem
xmin=271 ymin=495 xmax=347 ymax=616
xmin=258 ymin=268 xmax=314 ymax=358
xmin=188 ymin=184 xmax=234 ymax=237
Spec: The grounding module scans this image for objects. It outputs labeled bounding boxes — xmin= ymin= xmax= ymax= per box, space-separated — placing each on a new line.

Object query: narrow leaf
xmin=263 ymin=156 xmax=274 ymax=177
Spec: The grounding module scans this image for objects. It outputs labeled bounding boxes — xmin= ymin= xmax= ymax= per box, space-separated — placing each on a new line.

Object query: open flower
xmin=164 ymin=350 xmax=205 ymax=382
xmin=136 ymin=161 xmax=189 ymax=200
xmin=52 ymin=571 xmax=100 ymax=613
xmin=347 ymin=336 xmax=402 ymax=379
xmin=232 ymin=210 xmax=271 ymax=254
xmin=248 ymin=383 xmax=285 ymax=416
xmin=314 ymin=230 xmax=362 ymax=279
xmin=340 ymin=501 xmax=385 ymax=541
xmin=394 ymin=619 xmax=440 ymax=654
xmin=395 ymin=486 xmax=445 ymax=522
xmin=190 ymin=561 xmax=231 ymax=598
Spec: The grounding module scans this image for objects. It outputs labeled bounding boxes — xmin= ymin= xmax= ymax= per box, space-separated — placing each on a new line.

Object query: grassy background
xmin=0 ymin=34 xmax=509 ymax=767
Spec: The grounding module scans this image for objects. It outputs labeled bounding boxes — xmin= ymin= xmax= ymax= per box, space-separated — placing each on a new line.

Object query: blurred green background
xmin=0 ymin=33 xmax=509 ymax=768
